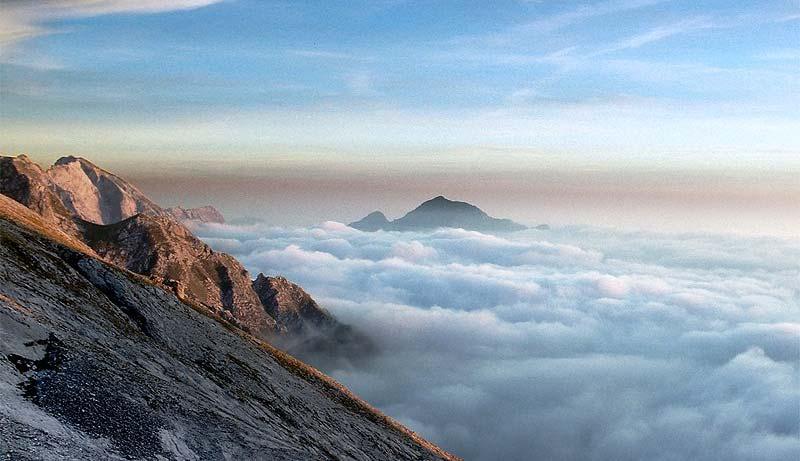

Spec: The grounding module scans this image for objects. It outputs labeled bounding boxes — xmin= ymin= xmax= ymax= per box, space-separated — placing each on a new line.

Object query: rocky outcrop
xmin=253 ymin=275 xmax=377 ymax=367
xmin=0 ymin=208 xmax=458 ymax=460
xmin=47 ymin=156 xmax=165 ymax=224
xmin=167 ymin=205 xmax=225 ymax=224
xmin=77 ymin=214 xmax=276 ymax=336
xmin=253 ymin=275 xmax=337 ymax=334
xmin=350 ymin=196 xmax=529 ymax=232
xmin=0 ymin=155 xmax=80 ymax=237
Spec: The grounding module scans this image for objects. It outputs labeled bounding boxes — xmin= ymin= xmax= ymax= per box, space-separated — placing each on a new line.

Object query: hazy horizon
xmin=7 ymin=150 xmax=796 ymax=238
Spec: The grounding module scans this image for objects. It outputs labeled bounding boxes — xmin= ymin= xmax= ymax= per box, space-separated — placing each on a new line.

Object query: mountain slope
xmin=1 ymin=154 xmax=358 ymax=349
xmin=77 ymin=214 xmax=276 ymax=335
xmin=0 ymin=155 xmax=81 ymax=237
xmin=48 ymin=156 xmax=164 ymax=224
xmin=0 ymin=210 xmax=458 ymax=460
xmin=253 ymin=275 xmax=376 ymax=366
xmin=350 ymin=196 xmax=528 ymax=232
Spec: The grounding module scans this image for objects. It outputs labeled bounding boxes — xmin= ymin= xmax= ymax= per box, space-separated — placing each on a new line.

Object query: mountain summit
xmin=350 ymin=196 xmax=529 ymax=232
xmin=48 ymin=156 xmax=165 ymax=224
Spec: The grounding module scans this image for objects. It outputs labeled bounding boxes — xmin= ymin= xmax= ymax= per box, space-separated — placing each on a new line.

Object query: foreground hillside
xmin=0 ymin=196 xmax=457 ymax=460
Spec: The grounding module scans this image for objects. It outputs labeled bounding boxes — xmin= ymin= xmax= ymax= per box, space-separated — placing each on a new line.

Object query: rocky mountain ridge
xmin=77 ymin=214 xmax=276 ymax=336
xmin=252 ymin=275 xmax=377 ymax=367
xmin=0 ymin=155 xmax=81 ymax=237
xmin=166 ymin=205 xmax=225 ymax=224
xmin=0 ymin=154 xmax=366 ymax=360
xmin=48 ymin=156 xmax=165 ymax=225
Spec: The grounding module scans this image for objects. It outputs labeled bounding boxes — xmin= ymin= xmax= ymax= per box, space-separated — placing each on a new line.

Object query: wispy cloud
xmin=455 ymin=0 xmax=666 ymax=45
xmin=775 ymin=13 xmax=800 ymax=23
xmin=0 ymin=0 xmax=224 ymax=51
xmin=343 ymin=71 xmax=379 ymax=96
xmin=758 ymin=48 xmax=800 ymax=61
xmin=288 ymin=49 xmax=368 ymax=61
xmin=597 ymin=17 xmax=715 ymax=54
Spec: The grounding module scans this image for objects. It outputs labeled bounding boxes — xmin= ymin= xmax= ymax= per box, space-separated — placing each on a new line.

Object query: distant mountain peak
xmin=364 ymin=210 xmax=388 ymax=218
xmin=350 ymin=196 xmax=531 ymax=232
xmin=348 ymin=210 xmax=390 ymax=231
xmin=415 ymin=196 xmax=478 ymax=212
xmin=167 ymin=205 xmax=225 ymax=224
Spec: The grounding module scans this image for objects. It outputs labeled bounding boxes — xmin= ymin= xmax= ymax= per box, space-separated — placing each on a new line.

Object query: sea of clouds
xmin=190 ymin=221 xmax=800 ymax=461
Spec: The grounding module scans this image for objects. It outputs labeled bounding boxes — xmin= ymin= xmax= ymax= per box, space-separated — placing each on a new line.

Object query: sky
xmin=1 ymin=0 xmax=799 ymax=234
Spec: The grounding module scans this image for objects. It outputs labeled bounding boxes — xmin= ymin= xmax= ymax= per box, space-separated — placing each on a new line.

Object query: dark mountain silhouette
xmin=350 ymin=195 xmax=528 ymax=232
xmin=349 ymin=211 xmax=390 ymax=231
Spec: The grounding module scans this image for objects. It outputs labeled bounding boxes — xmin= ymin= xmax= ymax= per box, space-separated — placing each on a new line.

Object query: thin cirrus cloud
xmin=0 ymin=0 xmax=224 ymax=49
xmin=454 ymin=0 xmax=668 ymax=45
xmin=189 ymin=220 xmax=800 ymax=461
xmin=595 ymin=17 xmax=715 ymax=54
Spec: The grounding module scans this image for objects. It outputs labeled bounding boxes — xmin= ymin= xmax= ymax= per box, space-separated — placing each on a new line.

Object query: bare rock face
xmin=76 ymin=214 xmax=277 ymax=336
xmin=0 ymin=155 xmax=80 ymax=237
xmin=253 ymin=274 xmax=377 ymax=367
xmin=48 ymin=156 xmax=164 ymax=224
xmin=167 ymin=205 xmax=225 ymax=224
xmin=0 ymin=213 xmax=458 ymax=460
xmin=253 ymin=274 xmax=337 ymax=334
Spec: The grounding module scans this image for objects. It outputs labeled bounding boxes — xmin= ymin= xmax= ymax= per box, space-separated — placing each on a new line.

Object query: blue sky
xmin=1 ymin=0 xmax=799 ymax=168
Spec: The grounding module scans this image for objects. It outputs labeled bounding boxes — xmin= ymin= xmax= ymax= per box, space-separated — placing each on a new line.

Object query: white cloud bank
xmin=191 ymin=221 xmax=800 ymax=460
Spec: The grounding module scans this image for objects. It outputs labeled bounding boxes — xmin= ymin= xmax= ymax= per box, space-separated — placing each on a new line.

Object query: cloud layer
xmin=191 ymin=221 xmax=800 ymax=460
